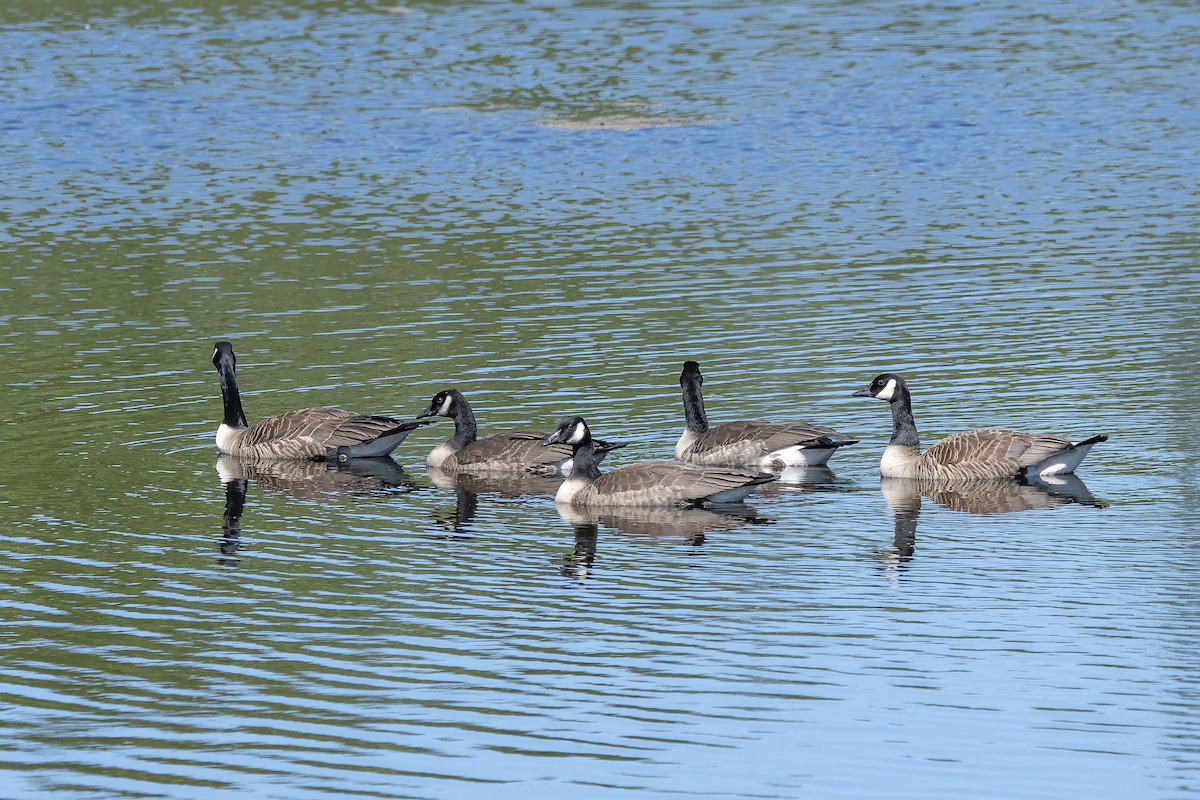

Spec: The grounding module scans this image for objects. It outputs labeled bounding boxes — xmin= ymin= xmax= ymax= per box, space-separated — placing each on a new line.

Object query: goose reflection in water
xmin=878 ymin=474 xmax=1105 ymax=574
xmin=554 ymin=504 xmax=772 ymax=579
xmin=425 ymin=465 xmax=564 ymax=537
xmin=220 ymin=477 xmax=248 ymax=565
xmin=217 ymin=455 xmax=419 ymax=499
xmin=751 ymin=465 xmax=858 ymax=497
xmin=215 ymin=455 xmax=420 ymax=563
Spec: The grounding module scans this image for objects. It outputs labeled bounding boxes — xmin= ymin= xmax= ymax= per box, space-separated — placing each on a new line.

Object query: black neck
xmin=568 ymin=441 xmax=603 ymax=481
xmin=216 ymin=359 xmax=248 ymax=429
xmin=892 ymin=508 xmax=917 ymax=559
xmin=681 ymin=373 xmax=710 ymax=433
xmin=888 ymin=383 xmax=921 ymax=449
xmin=448 ymin=398 xmax=479 ymax=449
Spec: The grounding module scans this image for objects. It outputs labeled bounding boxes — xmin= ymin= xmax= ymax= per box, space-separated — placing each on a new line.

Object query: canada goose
xmin=676 ymin=361 xmax=857 ymax=468
xmin=543 ymin=415 xmax=776 ymax=507
xmin=415 ymin=389 xmax=625 ymax=476
xmin=852 ymin=373 xmax=1106 ymax=480
xmin=212 ymin=341 xmax=430 ymax=461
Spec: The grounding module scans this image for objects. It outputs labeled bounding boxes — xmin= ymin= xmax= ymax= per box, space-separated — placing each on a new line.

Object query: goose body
xmin=853 ymin=373 xmax=1106 ymax=480
xmin=544 ymin=416 xmax=776 ymax=508
xmin=211 ymin=341 xmax=429 ymax=461
xmin=675 ymin=361 xmax=856 ymax=468
xmin=417 ymin=389 xmax=624 ymax=476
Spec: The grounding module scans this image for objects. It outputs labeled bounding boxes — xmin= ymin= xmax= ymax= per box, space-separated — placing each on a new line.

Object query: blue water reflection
xmin=2 ymin=0 xmax=1199 ymax=798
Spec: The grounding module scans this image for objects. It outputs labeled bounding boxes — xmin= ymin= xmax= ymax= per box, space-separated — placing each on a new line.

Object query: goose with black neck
xmin=676 ymin=361 xmax=856 ymax=468
xmin=416 ymin=389 xmax=625 ymax=476
xmin=544 ymin=415 xmax=776 ymax=508
xmin=852 ymin=372 xmax=1106 ymax=480
xmin=212 ymin=341 xmax=430 ymax=461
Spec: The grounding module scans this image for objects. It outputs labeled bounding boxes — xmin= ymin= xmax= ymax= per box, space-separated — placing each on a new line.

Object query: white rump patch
xmin=766 ymin=445 xmax=836 ymax=467
xmin=1030 ymin=441 xmax=1097 ymax=477
xmin=876 ymin=378 xmax=898 ymax=401
xmin=706 ymin=485 xmax=757 ymax=503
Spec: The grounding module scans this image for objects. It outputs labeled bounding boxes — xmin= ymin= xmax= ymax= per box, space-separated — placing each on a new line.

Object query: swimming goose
xmin=676 ymin=361 xmax=857 ymax=468
xmin=212 ymin=341 xmax=430 ymax=461
xmin=543 ymin=415 xmax=776 ymax=507
xmin=852 ymin=373 xmax=1106 ymax=480
xmin=416 ymin=389 xmax=625 ymax=476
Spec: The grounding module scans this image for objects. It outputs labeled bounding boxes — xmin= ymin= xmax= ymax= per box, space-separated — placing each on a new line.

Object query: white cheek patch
xmin=439 ymin=395 xmax=454 ymax=415
xmin=877 ymin=379 xmax=898 ymax=401
xmin=567 ymin=423 xmax=587 ymax=444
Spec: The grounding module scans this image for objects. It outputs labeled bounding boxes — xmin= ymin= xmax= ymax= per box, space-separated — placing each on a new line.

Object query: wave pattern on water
xmin=1 ymin=1 xmax=1199 ymax=798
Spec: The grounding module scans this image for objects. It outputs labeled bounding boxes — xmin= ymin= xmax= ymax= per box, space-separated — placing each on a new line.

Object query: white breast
xmin=426 ymin=442 xmax=456 ymax=469
xmin=215 ymin=423 xmax=242 ymax=455
xmin=675 ymin=428 xmax=698 ymax=459
xmin=879 ymin=445 xmax=920 ymax=478
xmin=555 ymin=477 xmax=590 ymax=505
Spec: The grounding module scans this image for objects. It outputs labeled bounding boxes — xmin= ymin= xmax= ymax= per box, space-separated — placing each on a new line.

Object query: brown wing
xmin=454 ymin=431 xmax=572 ymax=467
xmin=593 ymin=461 xmax=767 ymax=505
xmin=702 ymin=421 xmax=845 ymax=450
xmin=238 ymin=408 xmax=406 ymax=458
xmin=921 ymin=428 xmax=1075 ymax=477
xmin=318 ymin=412 xmax=411 ymax=448
xmin=686 ymin=420 xmax=849 ymax=464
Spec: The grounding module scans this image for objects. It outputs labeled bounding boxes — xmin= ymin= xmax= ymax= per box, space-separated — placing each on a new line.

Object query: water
xmin=2 ymin=1 xmax=1199 ymax=797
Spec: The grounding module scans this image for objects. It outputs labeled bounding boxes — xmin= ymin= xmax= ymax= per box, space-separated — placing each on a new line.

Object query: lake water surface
xmin=2 ymin=1 xmax=1200 ymax=798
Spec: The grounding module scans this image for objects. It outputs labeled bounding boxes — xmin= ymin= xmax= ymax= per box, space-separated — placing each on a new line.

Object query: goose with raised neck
xmin=212 ymin=341 xmax=430 ymax=461
xmin=676 ymin=360 xmax=857 ymax=468
xmin=853 ymin=372 xmax=1106 ymax=480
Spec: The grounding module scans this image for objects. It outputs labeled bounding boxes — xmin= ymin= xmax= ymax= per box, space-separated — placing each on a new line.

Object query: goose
xmin=543 ymin=415 xmax=776 ymax=507
xmin=675 ymin=361 xmax=857 ymax=468
xmin=852 ymin=373 xmax=1106 ymax=480
xmin=212 ymin=341 xmax=430 ymax=461
xmin=416 ymin=389 xmax=625 ymax=476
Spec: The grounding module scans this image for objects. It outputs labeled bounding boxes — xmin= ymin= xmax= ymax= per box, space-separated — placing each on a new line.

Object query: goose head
xmin=213 ymin=341 xmax=237 ymax=371
xmin=680 ymin=360 xmax=704 ymax=387
xmin=853 ymin=373 xmax=906 ymax=403
xmin=417 ymin=389 xmax=464 ymax=419
xmin=543 ymin=416 xmax=592 ymax=448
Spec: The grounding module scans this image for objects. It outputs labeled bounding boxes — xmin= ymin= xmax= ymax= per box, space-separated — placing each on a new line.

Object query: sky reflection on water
xmin=1 ymin=1 xmax=1199 ymax=798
